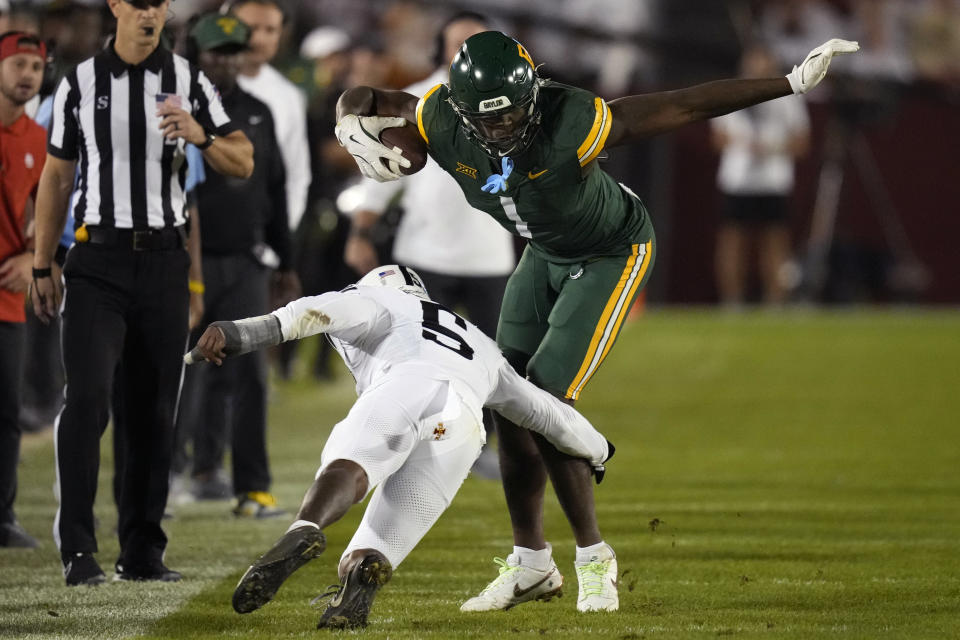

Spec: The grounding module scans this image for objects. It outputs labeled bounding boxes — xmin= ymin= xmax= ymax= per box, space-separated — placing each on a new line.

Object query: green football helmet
xmin=447 ymin=31 xmax=543 ymax=157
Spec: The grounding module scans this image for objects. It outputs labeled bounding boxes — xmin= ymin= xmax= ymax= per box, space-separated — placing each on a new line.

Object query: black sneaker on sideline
xmin=316 ymin=551 xmax=393 ymax=630
xmin=63 ymin=553 xmax=106 ymax=586
xmin=0 ymin=521 xmax=38 ymax=548
xmin=114 ymin=560 xmax=182 ymax=582
xmin=233 ymin=525 xmax=326 ymax=614
xmin=191 ymin=470 xmax=233 ymax=501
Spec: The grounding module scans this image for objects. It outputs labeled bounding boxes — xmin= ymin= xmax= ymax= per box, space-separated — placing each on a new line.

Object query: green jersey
xmin=416 ymin=81 xmax=651 ymax=263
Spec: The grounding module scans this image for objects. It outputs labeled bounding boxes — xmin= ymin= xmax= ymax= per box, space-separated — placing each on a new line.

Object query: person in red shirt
xmin=0 ymin=30 xmax=46 ymax=548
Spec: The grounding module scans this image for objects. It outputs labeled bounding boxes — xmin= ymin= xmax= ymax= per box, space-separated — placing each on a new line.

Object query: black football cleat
xmin=114 ymin=560 xmax=182 ymax=582
xmin=593 ymin=439 xmax=616 ymax=485
xmin=233 ymin=525 xmax=326 ymax=613
xmin=316 ymin=551 xmax=392 ymax=630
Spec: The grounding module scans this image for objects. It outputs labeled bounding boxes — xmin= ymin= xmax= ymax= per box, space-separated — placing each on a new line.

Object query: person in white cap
xmin=300 ymin=25 xmax=350 ymax=62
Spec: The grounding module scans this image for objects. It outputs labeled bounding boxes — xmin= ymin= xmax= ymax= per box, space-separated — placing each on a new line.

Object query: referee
xmin=30 ymin=0 xmax=253 ymax=586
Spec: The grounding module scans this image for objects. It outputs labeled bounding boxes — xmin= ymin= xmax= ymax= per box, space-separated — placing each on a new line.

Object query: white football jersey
xmin=271 ymin=286 xmax=609 ymax=465
xmin=273 ymin=287 xmax=504 ymax=402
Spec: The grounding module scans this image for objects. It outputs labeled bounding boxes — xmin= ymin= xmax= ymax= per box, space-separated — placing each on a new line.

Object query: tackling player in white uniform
xmin=185 ymin=265 xmax=612 ymax=629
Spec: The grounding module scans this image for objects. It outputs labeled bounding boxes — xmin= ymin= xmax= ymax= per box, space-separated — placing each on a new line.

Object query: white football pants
xmin=318 ymin=373 xmax=483 ymax=569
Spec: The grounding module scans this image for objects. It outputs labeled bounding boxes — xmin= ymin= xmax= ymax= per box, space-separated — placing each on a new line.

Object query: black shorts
xmin=721 ymin=194 xmax=789 ymax=225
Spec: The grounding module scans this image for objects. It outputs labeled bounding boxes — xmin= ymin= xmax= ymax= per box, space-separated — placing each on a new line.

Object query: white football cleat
xmin=575 ymin=544 xmax=618 ymax=612
xmin=460 ymin=552 xmax=563 ymax=612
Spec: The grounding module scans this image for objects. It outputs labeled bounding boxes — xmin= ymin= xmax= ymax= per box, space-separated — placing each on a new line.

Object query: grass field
xmin=2 ymin=309 xmax=959 ymax=639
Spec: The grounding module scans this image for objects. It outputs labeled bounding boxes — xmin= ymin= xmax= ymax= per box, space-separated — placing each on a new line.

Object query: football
xmin=379 ymin=121 xmax=428 ymax=176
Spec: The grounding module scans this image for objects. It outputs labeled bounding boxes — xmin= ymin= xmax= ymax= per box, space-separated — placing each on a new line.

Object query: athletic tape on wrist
xmin=213 ymin=315 xmax=282 ymax=356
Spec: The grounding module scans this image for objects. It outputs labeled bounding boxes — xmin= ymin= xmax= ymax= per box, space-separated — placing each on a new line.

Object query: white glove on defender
xmin=335 ymin=114 xmax=411 ymax=182
xmin=786 ymin=38 xmax=859 ymax=95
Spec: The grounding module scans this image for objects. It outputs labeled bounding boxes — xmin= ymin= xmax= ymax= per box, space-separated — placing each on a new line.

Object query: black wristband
xmin=197 ymin=132 xmax=216 ymax=150
xmin=350 ymin=227 xmax=374 ymax=240
xmin=32 ymin=267 xmax=52 ymax=279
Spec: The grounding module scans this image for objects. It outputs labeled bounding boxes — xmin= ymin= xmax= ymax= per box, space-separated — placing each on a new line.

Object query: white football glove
xmin=786 ymin=38 xmax=860 ymax=95
xmin=335 ymin=114 xmax=411 ymax=182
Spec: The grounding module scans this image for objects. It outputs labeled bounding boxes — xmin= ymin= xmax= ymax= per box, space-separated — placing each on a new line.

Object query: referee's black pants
xmin=55 ymin=241 xmax=188 ymax=566
xmin=175 ymin=253 xmax=271 ymax=494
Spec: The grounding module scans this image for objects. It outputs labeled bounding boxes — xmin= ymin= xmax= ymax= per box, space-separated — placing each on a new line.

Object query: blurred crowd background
xmin=4 ymin=0 xmax=958 ymax=309
xmin=2 ymin=0 xmax=958 ymax=536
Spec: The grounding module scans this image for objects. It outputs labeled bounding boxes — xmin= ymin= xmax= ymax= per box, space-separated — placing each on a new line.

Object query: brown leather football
xmin=379 ymin=122 xmax=428 ymax=176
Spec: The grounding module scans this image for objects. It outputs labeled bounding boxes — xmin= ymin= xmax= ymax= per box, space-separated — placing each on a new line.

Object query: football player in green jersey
xmin=335 ymin=31 xmax=858 ymax=613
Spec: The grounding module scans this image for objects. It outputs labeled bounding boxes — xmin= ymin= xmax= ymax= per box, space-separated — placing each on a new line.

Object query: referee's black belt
xmin=78 ymin=226 xmax=186 ymax=251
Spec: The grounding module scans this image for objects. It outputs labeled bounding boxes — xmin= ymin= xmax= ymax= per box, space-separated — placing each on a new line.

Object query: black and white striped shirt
xmin=47 ymin=41 xmax=237 ymax=229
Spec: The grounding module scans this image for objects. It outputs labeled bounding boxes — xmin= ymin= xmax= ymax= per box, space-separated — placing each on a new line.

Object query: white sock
xmin=576 ymin=541 xmax=613 ymax=563
xmin=287 ymin=519 xmax=320 ymax=533
xmin=514 ymin=543 xmax=552 ymax=572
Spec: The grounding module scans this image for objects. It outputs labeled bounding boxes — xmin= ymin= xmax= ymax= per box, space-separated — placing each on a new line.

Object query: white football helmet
xmin=357 ymin=264 xmax=431 ymax=300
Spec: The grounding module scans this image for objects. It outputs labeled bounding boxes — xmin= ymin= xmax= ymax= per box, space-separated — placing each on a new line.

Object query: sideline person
xmin=0 ymin=30 xmax=46 ymax=549
xmin=31 ymin=0 xmax=253 ymax=586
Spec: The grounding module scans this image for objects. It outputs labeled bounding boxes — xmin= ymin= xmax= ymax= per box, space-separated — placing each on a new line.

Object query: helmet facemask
xmin=447 ymin=32 xmax=545 ymax=158
xmin=449 ymin=78 xmax=542 ymax=157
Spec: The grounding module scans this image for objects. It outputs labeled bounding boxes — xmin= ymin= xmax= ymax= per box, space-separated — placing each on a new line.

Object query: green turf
xmin=2 ymin=310 xmax=959 ymax=639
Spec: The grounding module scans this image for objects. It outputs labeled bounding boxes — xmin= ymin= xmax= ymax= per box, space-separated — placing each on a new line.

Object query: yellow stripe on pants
xmin=565 ymin=242 xmax=652 ymax=400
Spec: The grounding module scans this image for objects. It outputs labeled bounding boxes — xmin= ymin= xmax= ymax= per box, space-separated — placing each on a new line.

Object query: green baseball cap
xmin=190 ymin=13 xmax=249 ymax=52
